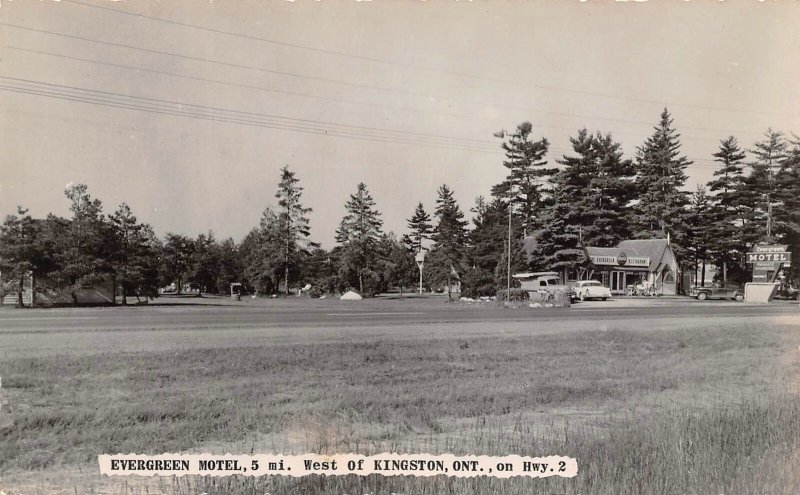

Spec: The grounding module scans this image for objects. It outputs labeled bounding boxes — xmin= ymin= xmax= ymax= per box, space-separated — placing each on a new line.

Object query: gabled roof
xmin=617 ymin=239 xmax=670 ymax=271
xmin=585 ymin=246 xmax=618 ymax=257
xmin=586 ymin=238 xmax=674 ymax=272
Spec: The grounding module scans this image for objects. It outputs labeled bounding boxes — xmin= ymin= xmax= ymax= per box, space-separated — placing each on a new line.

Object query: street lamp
xmin=494 ymin=129 xmax=514 ymax=304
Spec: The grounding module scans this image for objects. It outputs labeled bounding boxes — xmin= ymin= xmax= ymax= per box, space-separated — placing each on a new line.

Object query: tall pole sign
xmin=415 ymin=251 xmax=426 ymax=295
xmin=746 ymin=244 xmax=791 ymax=283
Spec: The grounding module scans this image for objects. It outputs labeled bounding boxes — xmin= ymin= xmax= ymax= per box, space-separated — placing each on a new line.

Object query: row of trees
xmin=2 ymin=109 xmax=799 ymax=304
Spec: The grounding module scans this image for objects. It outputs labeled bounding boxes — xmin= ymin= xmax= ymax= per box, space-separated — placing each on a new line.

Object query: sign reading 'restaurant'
xmin=590 ymin=255 xmax=649 ymax=267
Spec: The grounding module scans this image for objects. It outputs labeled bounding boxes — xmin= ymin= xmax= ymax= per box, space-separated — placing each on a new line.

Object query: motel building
xmin=584 ymin=239 xmax=679 ymax=295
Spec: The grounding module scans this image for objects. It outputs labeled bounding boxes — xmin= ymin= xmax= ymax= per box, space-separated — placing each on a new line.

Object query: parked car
xmin=573 ymin=280 xmax=612 ymax=301
xmin=689 ymin=283 xmax=744 ymax=301
xmin=774 ymin=283 xmax=800 ymax=300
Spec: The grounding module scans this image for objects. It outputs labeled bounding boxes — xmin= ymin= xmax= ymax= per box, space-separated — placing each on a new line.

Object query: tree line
xmin=1 ymin=109 xmax=798 ymax=304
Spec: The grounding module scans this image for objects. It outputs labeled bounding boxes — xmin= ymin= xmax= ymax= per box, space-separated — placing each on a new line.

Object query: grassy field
xmin=1 ymin=307 xmax=800 ymax=494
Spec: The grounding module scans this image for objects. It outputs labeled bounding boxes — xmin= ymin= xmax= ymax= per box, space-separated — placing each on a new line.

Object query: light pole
xmin=494 ymin=129 xmax=514 ymax=304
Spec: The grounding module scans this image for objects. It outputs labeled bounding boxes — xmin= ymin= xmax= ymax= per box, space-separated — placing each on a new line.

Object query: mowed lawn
xmin=1 ymin=307 xmax=800 ymax=494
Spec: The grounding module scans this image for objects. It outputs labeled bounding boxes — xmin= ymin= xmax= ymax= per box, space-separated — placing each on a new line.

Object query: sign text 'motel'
xmin=746 ymin=252 xmax=791 ymax=264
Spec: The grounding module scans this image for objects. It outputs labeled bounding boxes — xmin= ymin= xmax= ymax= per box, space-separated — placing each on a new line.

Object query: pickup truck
xmin=689 ymin=283 xmax=744 ymax=301
xmin=514 ymin=272 xmax=576 ymax=302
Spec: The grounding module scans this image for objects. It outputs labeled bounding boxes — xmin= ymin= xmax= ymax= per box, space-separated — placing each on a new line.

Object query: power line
xmin=1 ymin=22 xmax=775 ymax=138
xmin=6 ymin=44 xmax=764 ymax=149
xmin=0 ymin=77 xmax=505 ymax=153
xmin=0 ymin=77 xmax=730 ymax=170
xmin=62 ymin=0 xmax=799 ymax=119
xmin=1 ymin=44 xmax=605 ymax=140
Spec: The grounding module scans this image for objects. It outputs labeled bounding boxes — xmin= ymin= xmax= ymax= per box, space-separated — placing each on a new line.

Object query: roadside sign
xmin=749 ymin=244 xmax=791 ymax=284
xmin=415 ymin=251 xmax=426 ymax=269
xmin=752 ymin=244 xmax=787 ymax=253
xmin=746 ymin=252 xmax=791 ymax=264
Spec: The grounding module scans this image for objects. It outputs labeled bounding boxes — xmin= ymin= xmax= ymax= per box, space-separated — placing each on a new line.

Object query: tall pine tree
xmin=492 ymin=122 xmax=555 ymax=237
xmin=776 ymin=134 xmax=800 ymax=281
xmin=428 ymin=185 xmax=469 ymax=291
xmin=684 ymin=186 xmax=714 ymax=286
xmin=276 ymin=165 xmax=312 ymax=295
xmin=585 ymin=132 xmax=636 ymax=246
xmin=707 ymin=136 xmax=748 ymax=280
xmin=335 ymin=183 xmax=384 ymax=295
xmin=632 ymin=109 xmax=692 ymax=266
xmin=403 ymin=202 xmax=433 ymax=253
xmin=747 ymin=129 xmax=787 ymax=242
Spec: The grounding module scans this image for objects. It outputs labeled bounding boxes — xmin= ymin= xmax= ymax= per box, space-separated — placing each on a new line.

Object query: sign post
xmin=415 ymin=251 xmax=426 ymax=295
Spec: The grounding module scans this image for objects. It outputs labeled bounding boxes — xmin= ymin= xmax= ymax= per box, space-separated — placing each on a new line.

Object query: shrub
xmin=495 ymin=288 xmax=529 ymax=302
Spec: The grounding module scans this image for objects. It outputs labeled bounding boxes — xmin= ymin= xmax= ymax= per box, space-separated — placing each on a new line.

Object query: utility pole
xmin=494 ymin=129 xmax=516 ymax=305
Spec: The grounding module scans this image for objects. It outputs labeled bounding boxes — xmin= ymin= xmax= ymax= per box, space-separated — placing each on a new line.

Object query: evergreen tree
xmin=160 ymin=233 xmax=195 ymax=294
xmin=531 ymin=129 xmax=633 ymax=279
xmin=747 ymin=129 xmax=787 ymax=242
xmin=632 ymin=109 xmax=692 ymax=266
xmin=464 ymin=198 xmax=526 ymax=295
xmin=532 ymin=171 xmax=590 ymax=281
xmin=584 ymin=132 xmax=636 ymax=246
xmin=492 ymin=122 xmax=555 ymax=236
xmin=707 ymin=136 xmax=748 ymax=279
xmin=431 ymin=185 xmax=468 ymax=263
xmin=684 ymin=186 xmax=714 ymax=286
xmin=402 ymin=202 xmax=433 ymax=253
xmin=109 ymin=203 xmax=160 ymax=303
xmin=189 ymin=232 xmax=220 ymax=295
xmin=276 ymin=165 xmax=312 ymax=295
xmin=56 ymin=184 xmax=114 ymax=304
xmin=335 ymin=183 xmax=384 ymax=295
xmin=775 ymin=134 xmax=800 ymax=282
xmin=0 ymin=207 xmax=42 ymax=306
xmin=428 ymin=185 xmax=468 ymax=293
xmin=240 ymin=207 xmax=284 ymax=294
xmin=709 ymin=136 xmax=747 ymax=198
xmin=214 ymin=238 xmax=243 ymax=294
xmin=377 ymin=233 xmax=416 ymax=294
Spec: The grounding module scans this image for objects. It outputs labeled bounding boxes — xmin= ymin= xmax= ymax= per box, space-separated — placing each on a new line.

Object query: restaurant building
xmin=585 ymin=238 xmax=678 ymax=295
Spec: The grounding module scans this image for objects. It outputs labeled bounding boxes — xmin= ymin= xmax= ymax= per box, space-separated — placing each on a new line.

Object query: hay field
xmin=1 ymin=308 xmax=800 ymax=494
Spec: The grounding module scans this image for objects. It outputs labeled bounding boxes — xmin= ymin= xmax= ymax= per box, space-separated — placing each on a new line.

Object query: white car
xmin=573 ymin=280 xmax=612 ymax=301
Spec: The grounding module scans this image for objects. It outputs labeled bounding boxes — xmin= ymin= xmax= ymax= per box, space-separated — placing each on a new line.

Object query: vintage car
xmin=774 ymin=283 xmax=800 ymax=300
xmin=573 ymin=280 xmax=612 ymax=301
xmin=689 ymin=283 xmax=744 ymax=301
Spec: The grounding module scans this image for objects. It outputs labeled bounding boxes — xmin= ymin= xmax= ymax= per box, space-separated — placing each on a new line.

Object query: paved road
xmin=1 ymin=298 xmax=797 ymax=334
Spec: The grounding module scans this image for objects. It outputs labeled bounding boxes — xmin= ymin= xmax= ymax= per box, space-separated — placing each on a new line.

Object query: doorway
xmin=611 ymin=271 xmax=626 ymax=293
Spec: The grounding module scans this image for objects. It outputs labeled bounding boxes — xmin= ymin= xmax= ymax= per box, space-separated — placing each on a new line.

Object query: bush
xmin=307 ymin=286 xmax=325 ymax=299
xmin=495 ymin=288 xmax=529 ymax=302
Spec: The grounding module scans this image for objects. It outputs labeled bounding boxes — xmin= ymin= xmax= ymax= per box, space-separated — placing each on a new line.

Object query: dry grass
xmin=2 ymin=312 xmax=800 ymax=494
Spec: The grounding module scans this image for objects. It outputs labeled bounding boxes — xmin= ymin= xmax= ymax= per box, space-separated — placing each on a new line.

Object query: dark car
xmin=689 ymin=283 xmax=744 ymax=301
xmin=774 ymin=284 xmax=800 ymax=300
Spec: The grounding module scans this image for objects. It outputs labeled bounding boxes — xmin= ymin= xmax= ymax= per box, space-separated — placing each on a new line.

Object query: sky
xmin=1 ymin=0 xmax=799 ymax=248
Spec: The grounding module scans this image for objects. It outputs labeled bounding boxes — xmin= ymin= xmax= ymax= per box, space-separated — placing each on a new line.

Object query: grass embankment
xmin=2 ymin=319 xmax=799 ymax=493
